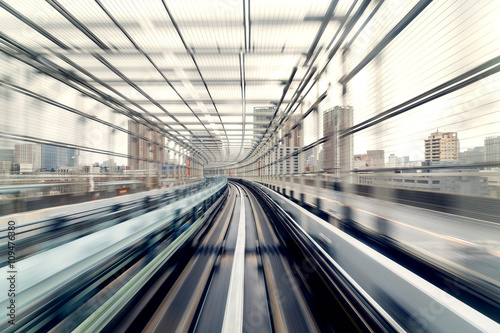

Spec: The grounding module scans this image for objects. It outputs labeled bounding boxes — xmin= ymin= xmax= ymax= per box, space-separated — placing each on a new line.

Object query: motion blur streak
xmin=0 ymin=0 xmax=499 ymax=332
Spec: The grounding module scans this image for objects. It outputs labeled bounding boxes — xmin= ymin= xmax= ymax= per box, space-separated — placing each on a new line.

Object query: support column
xmin=286 ymin=121 xmax=292 ymax=198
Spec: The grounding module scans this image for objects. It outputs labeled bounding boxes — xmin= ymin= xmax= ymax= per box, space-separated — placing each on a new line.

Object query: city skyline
xmin=2 ymin=132 xmax=500 ymax=171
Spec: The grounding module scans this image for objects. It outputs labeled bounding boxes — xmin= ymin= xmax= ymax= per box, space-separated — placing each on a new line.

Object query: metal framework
xmin=0 ymin=0 xmax=353 ymax=168
xmin=1 ymin=0 xmax=499 ymax=184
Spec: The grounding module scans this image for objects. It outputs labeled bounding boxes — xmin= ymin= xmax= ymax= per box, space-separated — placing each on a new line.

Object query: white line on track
xmin=221 ymin=185 xmax=246 ymax=333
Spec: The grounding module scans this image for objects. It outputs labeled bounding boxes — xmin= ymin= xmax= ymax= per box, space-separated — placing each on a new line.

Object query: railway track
xmin=3 ymin=178 xmax=494 ymax=332
xmin=117 ymin=181 xmax=392 ymax=332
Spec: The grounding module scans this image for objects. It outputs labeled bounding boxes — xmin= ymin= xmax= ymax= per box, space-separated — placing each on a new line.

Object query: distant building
xmin=0 ymin=149 xmax=14 ymax=173
xmin=102 ymin=159 xmax=118 ymax=171
xmin=459 ymin=146 xmax=484 ymax=163
xmin=323 ymin=106 xmax=353 ymax=175
xmin=385 ymin=154 xmax=409 ymax=168
xmin=41 ymin=145 xmax=58 ymax=170
xmin=253 ymin=106 xmax=274 ymax=135
xmin=353 ymin=154 xmax=373 ymax=170
xmin=405 ymin=160 xmax=423 ymax=167
xmin=424 ymin=131 xmax=458 ymax=162
xmin=485 ymin=136 xmax=500 ymax=162
xmin=387 ymin=154 xmax=405 ymax=168
xmin=14 ymin=143 xmax=41 ymax=171
xmin=0 ymin=161 xmax=11 ymax=173
xmin=128 ymin=120 xmax=164 ymax=170
xmin=283 ymin=122 xmax=299 ymax=174
xmin=353 ymin=150 xmax=385 ymax=170
xmin=41 ymin=145 xmax=76 ymax=170
xmin=304 ymin=149 xmax=315 ymax=172
xmin=367 ymin=150 xmax=385 ymax=168
xmin=0 ymin=149 xmax=14 ymax=164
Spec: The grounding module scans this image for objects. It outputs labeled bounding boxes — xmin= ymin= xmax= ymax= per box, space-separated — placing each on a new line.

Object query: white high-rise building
xmin=485 ymin=136 xmax=500 ymax=162
xmin=14 ymin=143 xmax=41 ymax=171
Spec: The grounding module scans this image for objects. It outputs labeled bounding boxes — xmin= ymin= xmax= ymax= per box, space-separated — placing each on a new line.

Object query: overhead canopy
xmin=0 ymin=0 xmax=354 ymax=166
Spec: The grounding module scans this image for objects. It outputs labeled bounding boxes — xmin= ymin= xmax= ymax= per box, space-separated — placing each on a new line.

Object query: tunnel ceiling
xmin=0 ymin=0 xmax=351 ymax=166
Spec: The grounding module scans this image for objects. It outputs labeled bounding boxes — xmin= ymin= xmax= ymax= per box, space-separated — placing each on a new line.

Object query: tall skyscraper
xmin=424 ymin=131 xmax=458 ymax=162
xmin=323 ymin=106 xmax=353 ymax=176
xmin=485 ymin=136 xmax=500 ymax=162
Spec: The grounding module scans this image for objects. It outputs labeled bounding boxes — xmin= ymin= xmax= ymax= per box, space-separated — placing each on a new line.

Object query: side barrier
xmin=0 ymin=178 xmax=219 ymax=265
xmin=240 ymin=178 xmax=499 ymax=333
xmin=0 ymin=177 xmax=227 ymax=331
